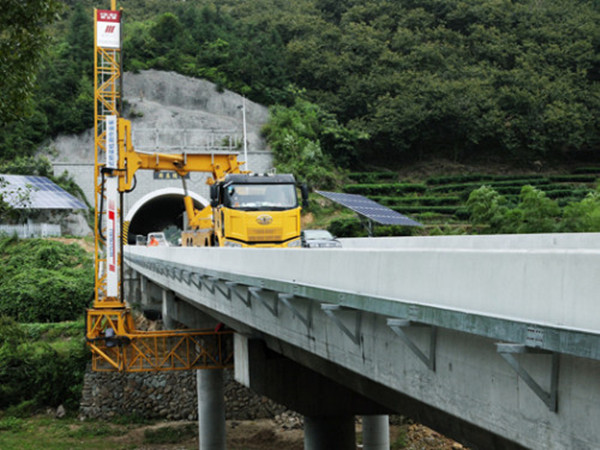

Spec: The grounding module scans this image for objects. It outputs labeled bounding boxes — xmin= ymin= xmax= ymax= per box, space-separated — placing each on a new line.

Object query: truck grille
xmin=247 ymin=227 xmax=283 ymax=242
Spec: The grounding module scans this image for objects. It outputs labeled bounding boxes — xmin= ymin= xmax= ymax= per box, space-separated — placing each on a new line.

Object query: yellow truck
xmin=183 ymin=173 xmax=306 ymax=248
xmin=116 ymin=118 xmax=307 ymax=249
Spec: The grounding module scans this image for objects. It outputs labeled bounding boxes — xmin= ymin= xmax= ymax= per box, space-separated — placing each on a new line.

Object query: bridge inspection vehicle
xmin=86 ymin=1 xmax=305 ymax=372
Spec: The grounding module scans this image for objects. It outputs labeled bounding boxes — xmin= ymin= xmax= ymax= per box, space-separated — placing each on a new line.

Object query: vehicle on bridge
xmin=301 ymin=229 xmax=342 ymax=248
xmin=206 ymin=173 xmax=306 ymax=248
xmin=146 ymin=232 xmax=169 ymax=247
xmin=180 ymin=172 xmax=307 ymax=248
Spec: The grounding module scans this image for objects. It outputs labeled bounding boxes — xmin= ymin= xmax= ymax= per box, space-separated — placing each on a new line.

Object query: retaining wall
xmin=79 ymin=367 xmax=288 ymax=421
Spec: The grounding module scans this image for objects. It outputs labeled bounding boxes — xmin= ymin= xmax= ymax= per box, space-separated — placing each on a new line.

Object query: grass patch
xmin=144 ymin=423 xmax=197 ymax=444
xmin=0 ymin=416 xmax=146 ymax=450
xmin=110 ymin=413 xmax=155 ymax=426
xmin=0 ymin=416 xmax=24 ymax=432
xmin=69 ymin=422 xmax=126 ymax=439
xmin=391 ymin=426 xmax=408 ymax=449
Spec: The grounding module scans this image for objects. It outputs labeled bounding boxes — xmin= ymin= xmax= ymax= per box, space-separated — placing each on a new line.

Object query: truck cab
xmin=211 ymin=173 xmax=303 ymax=248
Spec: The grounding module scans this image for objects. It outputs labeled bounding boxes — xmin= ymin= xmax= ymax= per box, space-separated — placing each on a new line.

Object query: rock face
xmin=124 ymin=70 xmax=269 ymax=136
xmin=48 ymin=70 xmax=274 ymax=209
xmin=79 ymin=368 xmax=290 ymax=421
xmin=50 ymin=70 xmax=270 ymax=164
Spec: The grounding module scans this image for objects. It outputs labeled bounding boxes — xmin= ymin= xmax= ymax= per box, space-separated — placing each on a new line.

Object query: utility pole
xmin=240 ymin=97 xmax=249 ymax=172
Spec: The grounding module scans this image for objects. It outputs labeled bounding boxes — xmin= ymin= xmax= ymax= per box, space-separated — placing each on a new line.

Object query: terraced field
xmin=341 ymin=167 xmax=600 ymax=234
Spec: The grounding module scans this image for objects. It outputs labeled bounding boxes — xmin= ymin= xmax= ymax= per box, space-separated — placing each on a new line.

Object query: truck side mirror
xmin=210 ymin=185 xmax=219 ymax=207
xmin=301 ymin=184 xmax=309 ymax=208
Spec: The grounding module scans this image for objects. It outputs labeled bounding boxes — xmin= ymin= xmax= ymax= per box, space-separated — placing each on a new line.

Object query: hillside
xmin=2 ymin=0 xmax=599 ymax=172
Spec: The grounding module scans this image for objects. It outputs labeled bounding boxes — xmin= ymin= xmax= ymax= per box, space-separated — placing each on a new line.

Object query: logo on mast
xmin=96 ymin=10 xmax=121 ymax=49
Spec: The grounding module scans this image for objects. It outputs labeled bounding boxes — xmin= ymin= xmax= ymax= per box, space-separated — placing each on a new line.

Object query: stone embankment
xmin=79 ymin=368 xmax=291 ymax=422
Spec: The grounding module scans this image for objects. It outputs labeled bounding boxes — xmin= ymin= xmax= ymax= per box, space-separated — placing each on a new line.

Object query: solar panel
xmin=0 ymin=175 xmax=87 ymax=210
xmin=316 ymin=190 xmax=422 ymax=227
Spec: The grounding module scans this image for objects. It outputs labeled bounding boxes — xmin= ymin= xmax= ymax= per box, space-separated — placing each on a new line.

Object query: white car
xmin=301 ymin=230 xmax=342 ymax=248
xmin=147 ymin=232 xmax=169 ymax=247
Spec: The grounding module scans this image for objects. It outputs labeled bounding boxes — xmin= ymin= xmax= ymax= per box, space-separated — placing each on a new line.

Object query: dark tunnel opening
xmin=126 ymin=194 xmax=205 ymax=244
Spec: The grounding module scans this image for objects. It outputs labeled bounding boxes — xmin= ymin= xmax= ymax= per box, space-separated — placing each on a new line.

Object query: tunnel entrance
xmin=124 ymin=188 xmax=208 ymax=244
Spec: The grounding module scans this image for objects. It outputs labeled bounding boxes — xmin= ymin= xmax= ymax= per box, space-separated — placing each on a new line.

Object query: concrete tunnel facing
xmin=124 ymin=188 xmax=208 ymax=244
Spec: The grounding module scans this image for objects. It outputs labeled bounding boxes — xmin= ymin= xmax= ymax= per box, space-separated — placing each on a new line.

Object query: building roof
xmin=0 ymin=175 xmax=87 ymax=210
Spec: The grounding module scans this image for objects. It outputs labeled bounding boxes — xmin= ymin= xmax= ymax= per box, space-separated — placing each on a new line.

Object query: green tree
xmin=466 ymin=185 xmax=510 ymax=233
xmin=467 ymin=185 xmax=561 ymax=234
xmin=512 ymin=185 xmax=560 ymax=233
xmin=561 ymin=189 xmax=600 ymax=232
xmin=0 ymin=0 xmax=61 ymax=124
xmin=263 ymin=96 xmax=336 ymax=188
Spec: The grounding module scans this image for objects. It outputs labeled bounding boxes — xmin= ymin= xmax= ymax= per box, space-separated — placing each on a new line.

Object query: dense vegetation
xmin=0 ymin=237 xmax=93 ymax=413
xmin=466 ymin=183 xmax=600 ymax=234
xmin=0 ymin=317 xmax=88 ymax=413
xmin=0 ymin=0 xmax=62 ymax=125
xmin=0 ymin=237 xmax=94 ymax=322
xmin=1 ymin=0 xmax=598 ymax=173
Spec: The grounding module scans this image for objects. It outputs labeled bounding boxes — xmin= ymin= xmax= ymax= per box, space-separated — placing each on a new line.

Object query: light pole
xmin=238 ymin=97 xmax=249 ymax=172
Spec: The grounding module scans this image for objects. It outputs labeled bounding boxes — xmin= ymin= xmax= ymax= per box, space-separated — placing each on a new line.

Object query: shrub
xmin=343 ymin=183 xmax=427 ymax=196
xmin=561 ymin=191 xmax=600 ymax=232
xmin=513 ymin=185 xmax=560 ymax=233
xmin=372 ymin=196 xmax=461 ymax=207
xmin=466 ymin=185 xmax=561 ymax=234
xmin=426 ymin=174 xmax=496 ymax=185
xmin=392 ymin=206 xmax=459 ymax=214
xmin=548 ymin=175 xmax=598 ymax=183
xmin=348 ymin=172 xmax=397 ymax=183
xmin=466 ymin=186 xmax=511 ymax=233
xmin=374 ymin=225 xmax=416 ymax=237
xmin=0 ymin=316 xmax=89 ymax=412
xmin=544 ymin=188 xmax=593 ymax=199
xmin=0 ymin=238 xmax=93 ymax=323
xmin=426 ymin=174 xmax=548 ymax=185
xmin=328 ymin=217 xmax=365 ymax=237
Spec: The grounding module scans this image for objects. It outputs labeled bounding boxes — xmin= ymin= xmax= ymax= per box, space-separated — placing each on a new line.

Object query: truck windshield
xmin=225 ymin=183 xmax=297 ymax=210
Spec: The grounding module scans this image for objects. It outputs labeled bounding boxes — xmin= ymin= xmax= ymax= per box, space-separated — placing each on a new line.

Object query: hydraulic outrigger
xmin=86 ymin=1 xmax=235 ymax=372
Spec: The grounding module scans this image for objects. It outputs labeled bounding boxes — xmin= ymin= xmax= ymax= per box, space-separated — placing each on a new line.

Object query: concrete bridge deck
xmin=124 ymin=233 xmax=600 ymax=449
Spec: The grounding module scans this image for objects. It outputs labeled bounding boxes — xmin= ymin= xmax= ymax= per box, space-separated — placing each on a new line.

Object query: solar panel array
xmin=0 ymin=175 xmax=87 ymax=210
xmin=316 ymin=190 xmax=422 ymax=227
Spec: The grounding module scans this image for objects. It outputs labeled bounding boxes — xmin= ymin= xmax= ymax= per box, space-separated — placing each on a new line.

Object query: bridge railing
xmin=132 ymin=128 xmax=242 ymax=152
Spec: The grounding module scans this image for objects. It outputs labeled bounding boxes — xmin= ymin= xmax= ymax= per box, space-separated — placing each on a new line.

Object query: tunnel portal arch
xmin=124 ymin=188 xmax=209 ymax=244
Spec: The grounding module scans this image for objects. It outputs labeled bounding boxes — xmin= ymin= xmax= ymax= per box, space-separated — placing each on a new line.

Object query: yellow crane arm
xmin=117 ymin=118 xmax=244 ymax=193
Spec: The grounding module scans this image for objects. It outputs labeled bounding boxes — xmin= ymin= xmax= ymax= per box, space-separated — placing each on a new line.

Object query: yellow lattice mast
xmin=87 ymin=1 xmax=233 ymax=372
xmin=93 ymin=0 xmax=122 ymax=310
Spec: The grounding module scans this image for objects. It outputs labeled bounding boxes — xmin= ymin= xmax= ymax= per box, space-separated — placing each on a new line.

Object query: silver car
xmin=301 ymin=230 xmax=342 ymax=248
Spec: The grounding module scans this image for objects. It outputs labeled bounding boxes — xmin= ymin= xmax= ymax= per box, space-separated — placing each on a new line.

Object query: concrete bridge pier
xmin=304 ymin=415 xmax=355 ymax=449
xmin=197 ymin=369 xmax=226 ymax=450
xmin=234 ymin=334 xmax=391 ymax=449
xmin=161 ymin=289 xmax=176 ymax=329
xmin=362 ymin=415 xmax=390 ymax=450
